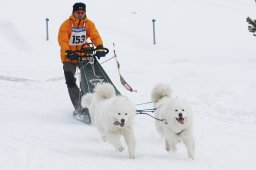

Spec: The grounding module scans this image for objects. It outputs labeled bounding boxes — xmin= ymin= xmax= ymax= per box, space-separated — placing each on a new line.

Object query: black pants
xmin=63 ymin=62 xmax=81 ymax=111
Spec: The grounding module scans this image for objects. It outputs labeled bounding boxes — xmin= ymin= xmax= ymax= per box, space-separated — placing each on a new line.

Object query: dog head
xmin=110 ymin=96 xmax=136 ymax=128
xmin=163 ymin=98 xmax=192 ymax=126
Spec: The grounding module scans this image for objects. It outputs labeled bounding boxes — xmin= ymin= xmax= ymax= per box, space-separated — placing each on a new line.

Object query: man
xmin=58 ymin=2 xmax=106 ymax=124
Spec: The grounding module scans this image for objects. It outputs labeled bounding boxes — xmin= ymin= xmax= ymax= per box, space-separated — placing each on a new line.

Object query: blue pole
xmin=46 ymin=18 xmax=49 ymax=41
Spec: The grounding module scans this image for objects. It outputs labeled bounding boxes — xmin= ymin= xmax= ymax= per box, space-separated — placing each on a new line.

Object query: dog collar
xmin=176 ymin=129 xmax=185 ymax=136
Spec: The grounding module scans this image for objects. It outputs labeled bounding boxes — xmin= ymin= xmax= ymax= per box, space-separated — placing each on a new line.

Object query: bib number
xmin=69 ymin=26 xmax=86 ymax=46
xmin=71 ymin=35 xmax=86 ymax=44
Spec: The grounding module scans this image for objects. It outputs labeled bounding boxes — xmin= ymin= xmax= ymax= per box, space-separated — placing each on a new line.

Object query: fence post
xmin=46 ymin=18 xmax=49 ymax=41
xmin=152 ymin=19 xmax=156 ymax=44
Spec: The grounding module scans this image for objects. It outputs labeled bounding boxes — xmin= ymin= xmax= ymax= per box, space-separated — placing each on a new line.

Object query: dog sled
xmin=66 ymin=43 xmax=121 ymax=96
xmin=66 ymin=43 xmax=136 ymax=124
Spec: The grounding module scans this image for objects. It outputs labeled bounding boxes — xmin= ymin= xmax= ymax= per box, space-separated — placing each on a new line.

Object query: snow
xmin=0 ymin=0 xmax=256 ymax=169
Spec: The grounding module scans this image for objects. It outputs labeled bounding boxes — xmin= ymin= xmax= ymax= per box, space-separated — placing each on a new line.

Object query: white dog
xmin=81 ymin=83 xmax=136 ymax=159
xmin=151 ymin=83 xmax=195 ymax=160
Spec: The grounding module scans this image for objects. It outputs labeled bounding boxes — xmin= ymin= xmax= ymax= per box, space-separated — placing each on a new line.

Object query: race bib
xmin=69 ymin=23 xmax=86 ymax=45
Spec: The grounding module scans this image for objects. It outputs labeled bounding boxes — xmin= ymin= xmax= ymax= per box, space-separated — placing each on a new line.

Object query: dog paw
xmin=116 ymin=145 xmax=125 ymax=152
xmin=188 ymin=154 xmax=195 ymax=160
xmin=166 ymin=146 xmax=177 ymax=152
xmin=165 ymin=141 xmax=171 ymax=152
xmin=118 ymin=146 xmax=125 ymax=152
xmin=165 ymin=142 xmax=177 ymax=152
xmin=129 ymin=155 xmax=135 ymax=159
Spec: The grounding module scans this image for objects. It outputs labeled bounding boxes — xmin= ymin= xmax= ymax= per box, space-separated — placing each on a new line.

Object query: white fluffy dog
xmin=81 ymin=83 xmax=136 ymax=159
xmin=151 ymin=83 xmax=195 ymax=160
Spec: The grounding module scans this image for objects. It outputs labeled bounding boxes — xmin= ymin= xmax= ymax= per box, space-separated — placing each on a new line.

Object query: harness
xmin=136 ymin=108 xmax=165 ymax=122
xmin=176 ymin=129 xmax=185 ymax=136
xmin=136 ymin=104 xmax=186 ymax=136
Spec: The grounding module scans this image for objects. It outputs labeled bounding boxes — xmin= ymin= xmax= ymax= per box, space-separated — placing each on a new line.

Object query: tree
xmin=247 ymin=17 xmax=256 ymax=36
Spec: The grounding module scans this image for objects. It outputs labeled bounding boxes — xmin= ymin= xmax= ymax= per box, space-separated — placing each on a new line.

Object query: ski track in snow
xmin=0 ymin=75 xmax=66 ymax=83
xmin=0 ymin=75 xmax=38 ymax=83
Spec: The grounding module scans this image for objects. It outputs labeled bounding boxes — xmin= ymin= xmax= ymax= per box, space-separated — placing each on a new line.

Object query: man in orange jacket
xmin=58 ymin=2 xmax=106 ymax=124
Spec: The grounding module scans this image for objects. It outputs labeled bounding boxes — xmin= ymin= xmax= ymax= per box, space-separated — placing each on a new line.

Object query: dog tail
xmin=151 ymin=83 xmax=172 ymax=102
xmin=94 ymin=83 xmax=116 ymax=100
xmin=81 ymin=93 xmax=93 ymax=108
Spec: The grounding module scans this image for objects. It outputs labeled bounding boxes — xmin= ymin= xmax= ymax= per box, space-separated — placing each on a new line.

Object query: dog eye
xmin=125 ymin=113 xmax=127 ymax=115
xmin=175 ymin=110 xmax=178 ymax=112
xmin=118 ymin=113 xmax=121 ymax=115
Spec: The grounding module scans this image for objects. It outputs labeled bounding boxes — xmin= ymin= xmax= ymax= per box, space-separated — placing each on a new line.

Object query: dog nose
xmin=121 ymin=119 xmax=125 ymax=123
xmin=178 ymin=113 xmax=183 ymax=117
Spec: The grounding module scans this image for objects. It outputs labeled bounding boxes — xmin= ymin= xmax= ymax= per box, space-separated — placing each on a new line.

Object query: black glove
xmin=65 ymin=50 xmax=79 ymax=60
xmin=95 ymin=45 xmax=108 ymax=59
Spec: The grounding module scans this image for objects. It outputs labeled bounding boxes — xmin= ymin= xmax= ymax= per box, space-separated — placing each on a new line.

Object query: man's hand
xmin=65 ymin=50 xmax=79 ymax=60
xmin=95 ymin=45 xmax=108 ymax=59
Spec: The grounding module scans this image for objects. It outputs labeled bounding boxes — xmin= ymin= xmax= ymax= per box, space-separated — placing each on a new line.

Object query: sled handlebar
xmin=65 ymin=43 xmax=109 ymax=61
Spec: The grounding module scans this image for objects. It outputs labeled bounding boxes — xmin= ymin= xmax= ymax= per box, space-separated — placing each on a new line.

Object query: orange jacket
xmin=58 ymin=15 xmax=103 ymax=63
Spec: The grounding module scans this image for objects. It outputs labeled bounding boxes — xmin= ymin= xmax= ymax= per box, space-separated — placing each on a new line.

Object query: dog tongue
xmin=176 ymin=118 xmax=184 ymax=124
xmin=114 ymin=121 xmax=120 ymax=125
xmin=114 ymin=121 xmax=125 ymax=127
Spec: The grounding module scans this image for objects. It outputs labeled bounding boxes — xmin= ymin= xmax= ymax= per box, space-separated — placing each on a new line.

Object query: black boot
xmin=73 ymin=108 xmax=91 ymax=124
xmin=68 ymin=87 xmax=81 ymax=111
xmin=68 ymin=87 xmax=91 ymax=124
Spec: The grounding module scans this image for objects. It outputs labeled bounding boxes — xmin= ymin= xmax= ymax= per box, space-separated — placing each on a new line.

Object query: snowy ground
xmin=0 ymin=0 xmax=256 ymax=170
